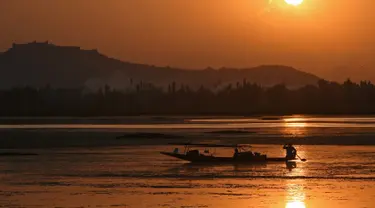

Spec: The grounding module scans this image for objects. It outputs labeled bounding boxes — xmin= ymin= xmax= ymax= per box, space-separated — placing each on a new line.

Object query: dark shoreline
xmin=0 ymin=113 xmax=375 ymax=117
xmin=0 ymin=115 xmax=374 ymax=125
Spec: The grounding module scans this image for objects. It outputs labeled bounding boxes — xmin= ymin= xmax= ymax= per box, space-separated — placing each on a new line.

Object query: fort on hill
xmin=9 ymin=41 xmax=98 ymax=54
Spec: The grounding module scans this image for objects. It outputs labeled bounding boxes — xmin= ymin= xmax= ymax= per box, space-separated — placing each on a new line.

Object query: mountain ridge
xmin=0 ymin=42 xmax=321 ymax=90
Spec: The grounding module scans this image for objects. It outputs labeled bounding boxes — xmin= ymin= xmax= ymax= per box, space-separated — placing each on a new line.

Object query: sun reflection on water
xmin=283 ymin=123 xmax=307 ymax=136
xmin=285 ymin=181 xmax=306 ymax=208
xmin=283 ymin=117 xmax=306 ymax=123
xmin=283 ymin=116 xmax=308 ymax=137
xmin=286 ymin=201 xmax=306 ymax=208
xmin=285 ymin=122 xmax=307 ymax=128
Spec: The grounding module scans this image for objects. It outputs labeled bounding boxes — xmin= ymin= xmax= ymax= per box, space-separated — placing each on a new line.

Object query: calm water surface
xmin=1 ymin=116 xmax=375 ymax=207
xmin=1 ymin=146 xmax=375 ymax=208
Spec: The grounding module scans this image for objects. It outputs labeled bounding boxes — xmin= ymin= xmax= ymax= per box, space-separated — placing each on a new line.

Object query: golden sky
xmin=1 ymin=0 xmax=375 ymax=80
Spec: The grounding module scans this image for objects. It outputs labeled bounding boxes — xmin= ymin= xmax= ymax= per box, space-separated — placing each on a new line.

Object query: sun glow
xmin=286 ymin=201 xmax=306 ymax=208
xmin=285 ymin=0 xmax=304 ymax=6
xmin=285 ymin=182 xmax=306 ymax=208
xmin=283 ymin=116 xmax=307 ymax=137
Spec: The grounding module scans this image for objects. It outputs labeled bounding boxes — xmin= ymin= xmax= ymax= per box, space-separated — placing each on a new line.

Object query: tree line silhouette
xmin=1 ymin=79 xmax=375 ymax=116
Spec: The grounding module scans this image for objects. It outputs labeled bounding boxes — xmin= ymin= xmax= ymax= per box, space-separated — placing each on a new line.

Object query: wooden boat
xmin=160 ymin=143 xmax=297 ymax=164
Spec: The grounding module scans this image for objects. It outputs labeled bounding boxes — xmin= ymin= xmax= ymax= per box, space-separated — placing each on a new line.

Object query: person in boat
xmin=283 ymin=144 xmax=297 ymax=160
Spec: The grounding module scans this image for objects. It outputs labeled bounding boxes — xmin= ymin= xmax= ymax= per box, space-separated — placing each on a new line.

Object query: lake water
xmin=1 ymin=116 xmax=375 ymax=207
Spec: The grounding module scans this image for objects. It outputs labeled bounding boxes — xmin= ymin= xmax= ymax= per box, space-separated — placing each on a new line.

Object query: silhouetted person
xmin=283 ymin=144 xmax=297 ymax=160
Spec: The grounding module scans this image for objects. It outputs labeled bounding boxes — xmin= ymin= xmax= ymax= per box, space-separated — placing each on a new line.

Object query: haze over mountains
xmin=0 ymin=42 xmax=321 ymax=90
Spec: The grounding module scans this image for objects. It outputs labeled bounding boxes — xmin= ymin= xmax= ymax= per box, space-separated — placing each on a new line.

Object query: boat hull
xmin=160 ymin=152 xmax=291 ymax=163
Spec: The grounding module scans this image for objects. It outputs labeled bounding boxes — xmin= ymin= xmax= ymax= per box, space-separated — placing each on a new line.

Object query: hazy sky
xmin=1 ymin=0 xmax=375 ymax=79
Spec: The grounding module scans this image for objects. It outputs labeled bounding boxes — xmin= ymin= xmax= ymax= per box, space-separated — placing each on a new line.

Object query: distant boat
xmin=160 ymin=143 xmax=297 ymax=164
xmin=0 ymin=152 xmax=38 ymax=157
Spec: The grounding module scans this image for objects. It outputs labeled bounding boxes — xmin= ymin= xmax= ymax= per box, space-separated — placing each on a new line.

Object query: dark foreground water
xmin=1 ymin=116 xmax=375 ymax=207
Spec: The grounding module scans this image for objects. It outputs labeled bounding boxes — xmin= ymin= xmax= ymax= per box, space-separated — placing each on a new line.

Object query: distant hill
xmin=0 ymin=42 xmax=321 ymax=90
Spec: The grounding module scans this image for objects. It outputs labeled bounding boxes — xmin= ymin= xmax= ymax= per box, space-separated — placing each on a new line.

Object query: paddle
xmin=297 ymin=154 xmax=307 ymax=162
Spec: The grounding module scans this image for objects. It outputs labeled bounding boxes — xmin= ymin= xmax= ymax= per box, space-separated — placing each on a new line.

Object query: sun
xmin=284 ymin=0 xmax=304 ymax=6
